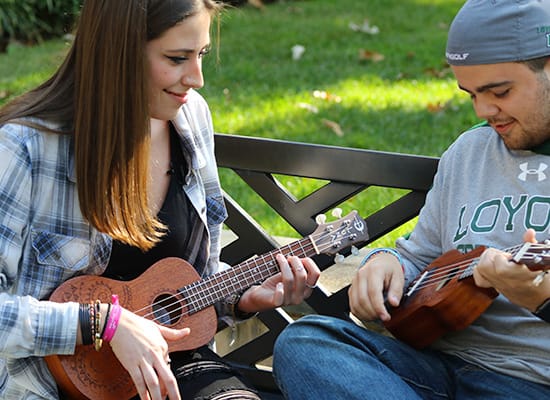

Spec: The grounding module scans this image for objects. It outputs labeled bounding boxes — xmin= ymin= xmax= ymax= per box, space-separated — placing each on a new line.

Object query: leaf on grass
xmin=223 ymin=88 xmax=231 ymax=102
xmin=248 ymin=0 xmax=265 ymax=10
xmin=359 ymin=49 xmax=385 ymax=62
xmin=0 ymin=90 xmax=9 ymax=100
xmin=313 ymin=90 xmax=342 ymax=103
xmin=322 ymin=119 xmax=344 ymax=137
xmin=349 ymin=20 xmax=379 ymax=35
xmin=298 ymin=102 xmax=319 ymax=113
xmin=426 ymin=101 xmax=453 ymax=113
xmin=427 ymin=102 xmax=444 ymax=113
xmin=395 ymin=72 xmax=409 ymax=80
xmin=291 ymin=44 xmax=305 ymax=60
xmin=424 ymin=66 xmax=451 ymax=78
xmin=286 ymin=6 xmax=304 ymax=14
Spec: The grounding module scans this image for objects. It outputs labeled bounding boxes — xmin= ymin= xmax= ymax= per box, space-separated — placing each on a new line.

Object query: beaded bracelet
xmin=359 ymin=247 xmax=405 ymax=272
xmin=94 ymin=300 xmax=103 ymax=352
xmin=102 ymin=294 xmax=121 ymax=343
xmin=89 ymin=301 xmax=96 ymax=344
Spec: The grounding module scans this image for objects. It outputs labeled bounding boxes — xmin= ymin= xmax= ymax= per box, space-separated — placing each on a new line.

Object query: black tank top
xmin=103 ymin=124 xmax=193 ymax=281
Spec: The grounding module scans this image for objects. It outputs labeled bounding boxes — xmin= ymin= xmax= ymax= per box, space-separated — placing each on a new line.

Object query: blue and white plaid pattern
xmin=0 ymin=89 xmax=227 ymax=399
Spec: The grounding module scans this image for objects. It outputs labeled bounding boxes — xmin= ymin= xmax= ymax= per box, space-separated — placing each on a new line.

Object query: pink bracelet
xmin=102 ymin=294 xmax=121 ymax=342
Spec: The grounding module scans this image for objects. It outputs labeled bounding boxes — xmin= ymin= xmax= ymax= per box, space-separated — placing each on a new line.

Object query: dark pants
xmin=57 ymin=346 xmax=261 ymax=400
xmin=167 ymin=346 xmax=261 ymax=400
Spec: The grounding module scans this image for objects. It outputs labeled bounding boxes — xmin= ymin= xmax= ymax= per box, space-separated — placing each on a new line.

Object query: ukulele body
xmin=45 ymin=257 xmax=217 ymax=400
xmin=383 ymin=247 xmax=498 ymax=349
xmin=43 ymin=211 xmax=369 ymax=399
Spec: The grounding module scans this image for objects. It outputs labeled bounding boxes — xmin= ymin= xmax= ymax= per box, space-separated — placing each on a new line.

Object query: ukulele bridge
xmin=405 ymin=270 xmax=428 ymax=297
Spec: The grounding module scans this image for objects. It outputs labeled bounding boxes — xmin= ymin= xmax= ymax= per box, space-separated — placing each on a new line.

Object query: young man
xmin=272 ymin=1 xmax=550 ymax=399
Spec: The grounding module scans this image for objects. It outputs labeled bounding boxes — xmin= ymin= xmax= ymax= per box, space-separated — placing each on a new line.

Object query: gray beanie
xmin=446 ymin=0 xmax=550 ymax=65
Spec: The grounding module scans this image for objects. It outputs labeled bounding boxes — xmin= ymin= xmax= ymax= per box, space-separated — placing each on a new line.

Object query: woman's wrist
xmin=230 ymin=291 xmax=257 ymax=320
xmin=77 ymin=295 xmax=121 ymax=348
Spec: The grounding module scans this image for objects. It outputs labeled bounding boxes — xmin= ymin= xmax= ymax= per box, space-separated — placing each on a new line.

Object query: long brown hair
xmin=0 ymin=0 xmax=224 ymax=251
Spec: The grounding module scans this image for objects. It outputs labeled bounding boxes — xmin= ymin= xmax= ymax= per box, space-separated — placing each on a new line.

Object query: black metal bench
xmin=213 ymin=133 xmax=439 ymax=396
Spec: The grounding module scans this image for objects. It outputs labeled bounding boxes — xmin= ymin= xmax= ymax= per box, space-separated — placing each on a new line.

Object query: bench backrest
xmin=214 ymin=133 xmax=439 ymax=391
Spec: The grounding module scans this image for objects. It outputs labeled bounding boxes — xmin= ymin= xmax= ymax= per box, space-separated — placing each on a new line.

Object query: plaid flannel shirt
xmin=0 ymin=89 xmax=227 ymax=399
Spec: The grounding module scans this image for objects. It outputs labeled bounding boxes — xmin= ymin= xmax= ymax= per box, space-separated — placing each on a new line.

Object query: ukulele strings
xmin=137 ymin=237 xmax=545 ymax=321
xmin=137 ymin=218 xmax=358 ymax=322
xmin=418 ymin=241 xmax=550 ymax=290
xmin=138 ymin=228 xmax=337 ymax=321
xmin=148 ymin=220 xmax=358 ymax=319
xmin=408 ymin=243 xmax=528 ymax=293
xmin=172 ymin=218 xmax=362 ymax=315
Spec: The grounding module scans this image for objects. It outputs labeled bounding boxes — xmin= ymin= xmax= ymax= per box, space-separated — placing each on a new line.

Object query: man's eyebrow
xmin=458 ymin=81 xmax=513 ymax=94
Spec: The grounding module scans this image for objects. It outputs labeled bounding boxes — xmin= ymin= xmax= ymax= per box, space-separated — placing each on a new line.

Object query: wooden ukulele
xmin=45 ymin=211 xmax=368 ymax=400
xmin=383 ymin=240 xmax=550 ymax=349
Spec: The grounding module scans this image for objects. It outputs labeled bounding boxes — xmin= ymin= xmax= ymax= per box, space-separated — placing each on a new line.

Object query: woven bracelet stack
xmin=79 ymin=294 xmax=121 ymax=351
xmin=359 ymin=247 xmax=405 ymax=272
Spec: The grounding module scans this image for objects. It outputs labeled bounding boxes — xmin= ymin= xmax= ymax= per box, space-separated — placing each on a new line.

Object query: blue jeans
xmin=272 ymin=315 xmax=550 ymax=400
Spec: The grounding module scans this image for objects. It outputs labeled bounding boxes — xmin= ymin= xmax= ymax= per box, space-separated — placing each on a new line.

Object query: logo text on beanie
xmin=446 ymin=52 xmax=470 ymax=61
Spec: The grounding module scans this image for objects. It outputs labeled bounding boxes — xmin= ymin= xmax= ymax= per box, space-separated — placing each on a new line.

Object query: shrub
xmin=0 ymin=0 xmax=290 ymax=53
xmin=0 ymin=0 xmax=81 ymax=52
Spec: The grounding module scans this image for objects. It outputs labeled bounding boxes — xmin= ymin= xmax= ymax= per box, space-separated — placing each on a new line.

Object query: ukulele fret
xmin=181 ymin=253 xmax=283 ymax=314
xmin=512 ymin=242 xmax=533 ymax=264
xmin=180 ymin=228 xmax=340 ymax=314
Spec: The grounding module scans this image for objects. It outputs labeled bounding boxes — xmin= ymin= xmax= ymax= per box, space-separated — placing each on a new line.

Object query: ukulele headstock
xmin=310 ymin=210 xmax=369 ymax=256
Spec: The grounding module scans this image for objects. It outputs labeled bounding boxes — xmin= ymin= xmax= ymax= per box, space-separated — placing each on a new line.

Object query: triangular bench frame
xmin=214 ymin=133 xmax=439 ymax=394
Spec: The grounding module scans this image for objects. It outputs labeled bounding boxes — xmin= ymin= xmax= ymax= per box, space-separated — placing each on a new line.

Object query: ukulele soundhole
xmin=152 ymin=294 xmax=183 ymax=326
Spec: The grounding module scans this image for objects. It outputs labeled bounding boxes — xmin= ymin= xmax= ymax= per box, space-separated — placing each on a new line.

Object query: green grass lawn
xmin=0 ymin=39 xmax=69 ymax=102
xmin=202 ymin=0 xmax=476 ymax=153
xmin=0 ymin=0 xmax=479 ymax=243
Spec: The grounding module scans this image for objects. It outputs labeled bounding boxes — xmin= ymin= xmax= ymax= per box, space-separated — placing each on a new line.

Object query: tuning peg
xmin=315 ymin=213 xmax=327 ymax=225
xmin=331 ymin=208 xmax=343 ymax=218
xmin=351 ymin=246 xmax=359 ymax=256
xmin=334 ymin=253 xmax=345 ymax=264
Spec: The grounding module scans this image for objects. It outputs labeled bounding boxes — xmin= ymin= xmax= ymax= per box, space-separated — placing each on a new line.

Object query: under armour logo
xmin=518 ymin=162 xmax=548 ymax=182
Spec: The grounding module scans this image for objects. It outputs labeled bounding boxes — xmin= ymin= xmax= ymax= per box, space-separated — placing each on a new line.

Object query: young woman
xmin=0 ymin=1 xmax=320 ymax=399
